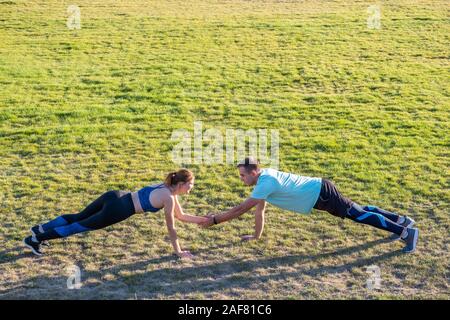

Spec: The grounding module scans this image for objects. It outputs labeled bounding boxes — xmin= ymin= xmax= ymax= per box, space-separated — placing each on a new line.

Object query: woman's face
xmin=178 ymin=178 xmax=194 ymax=194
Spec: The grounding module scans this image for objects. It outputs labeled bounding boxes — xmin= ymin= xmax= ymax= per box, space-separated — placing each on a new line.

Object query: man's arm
xmin=241 ymin=200 xmax=266 ymax=241
xmin=254 ymin=200 xmax=266 ymax=239
xmin=214 ymin=197 xmax=263 ymax=224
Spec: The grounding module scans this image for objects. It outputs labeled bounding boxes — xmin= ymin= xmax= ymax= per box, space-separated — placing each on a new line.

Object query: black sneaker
xmin=402 ymin=228 xmax=419 ymax=253
xmin=30 ymin=224 xmax=44 ymax=236
xmin=23 ymin=236 xmax=43 ymax=256
xmin=389 ymin=216 xmax=415 ymax=241
xmin=30 ymin=225 xmax=50 ymax=247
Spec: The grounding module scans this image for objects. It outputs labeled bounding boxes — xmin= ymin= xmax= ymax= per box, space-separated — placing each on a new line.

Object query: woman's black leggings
xmin=35 ymin=190 xmax=136 ymax=242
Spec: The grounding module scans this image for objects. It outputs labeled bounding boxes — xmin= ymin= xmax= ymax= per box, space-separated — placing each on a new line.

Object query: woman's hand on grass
xmin=177 ymin=250 xmax=194 ymax=259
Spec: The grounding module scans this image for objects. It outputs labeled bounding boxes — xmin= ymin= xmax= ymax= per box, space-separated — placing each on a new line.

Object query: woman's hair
xmin=164 ymin=169 xmax=194 ymax=186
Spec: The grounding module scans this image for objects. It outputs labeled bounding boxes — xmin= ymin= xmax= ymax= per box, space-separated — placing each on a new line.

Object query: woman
xmin=23 ymin=169 xmax=207 ymax=259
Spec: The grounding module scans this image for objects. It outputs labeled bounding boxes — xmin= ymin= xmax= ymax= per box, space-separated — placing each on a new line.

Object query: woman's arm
xmin=163 ymin=196 xmax=193 ymax=258
xmin=173 ymin=196 xmax=209 ymax=224
xmin=213 ymin=198 xmax=262 ymax=225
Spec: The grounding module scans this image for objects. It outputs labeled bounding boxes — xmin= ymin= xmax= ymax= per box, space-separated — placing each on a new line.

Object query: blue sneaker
xmin=402 ymin=228 xmax=419 ymax=253
xmin=23 ymin=236 xmax=43 ymax=256
xmin=30 ymin=225 xmax=50 ymax=247
xmin=389 ymin=216 xmax=415 ymax=241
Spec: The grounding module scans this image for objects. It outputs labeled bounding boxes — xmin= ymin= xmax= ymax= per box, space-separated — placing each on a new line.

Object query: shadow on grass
xmin=0 ymin=237 xmax=405 ymax=299
xmin=0 ymin=247 xmax=34 ymax=265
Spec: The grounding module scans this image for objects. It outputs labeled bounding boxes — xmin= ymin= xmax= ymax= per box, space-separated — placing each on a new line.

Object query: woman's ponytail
xmin=164 ymin=169 xmax=193 ymax=186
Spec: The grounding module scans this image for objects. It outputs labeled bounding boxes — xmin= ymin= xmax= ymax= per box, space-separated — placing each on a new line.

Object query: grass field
xmin=0 ymin=0 xmax=449 ymax=299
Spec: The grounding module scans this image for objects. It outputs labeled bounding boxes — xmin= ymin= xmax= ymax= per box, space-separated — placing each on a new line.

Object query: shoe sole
xmin=23 ymin=239 xmax=43 ymax=256
xmin=403 ymin=229 xmax=419 ymax=253
xmin=388 ymin=219 xmax=416 ymax=241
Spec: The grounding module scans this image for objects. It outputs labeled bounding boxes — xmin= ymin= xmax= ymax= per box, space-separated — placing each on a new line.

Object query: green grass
xmin=0 ymin=0 xmax=449 ymax=299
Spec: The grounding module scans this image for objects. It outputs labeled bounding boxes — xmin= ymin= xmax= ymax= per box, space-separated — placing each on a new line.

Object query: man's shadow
xmin=1 ymin=237 xmax=402 ymax=298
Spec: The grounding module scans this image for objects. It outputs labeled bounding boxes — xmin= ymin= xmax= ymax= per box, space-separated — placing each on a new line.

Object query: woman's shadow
xmin=1 ymin=237 xmax=402 ymax=298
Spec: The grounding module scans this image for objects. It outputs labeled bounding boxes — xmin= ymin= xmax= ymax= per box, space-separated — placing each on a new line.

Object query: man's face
xmin=238 ymin=167 xmax=258 ymax=186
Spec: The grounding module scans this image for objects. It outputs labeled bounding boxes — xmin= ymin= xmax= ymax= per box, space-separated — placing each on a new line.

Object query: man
xmin=200 ymin=157 xmax=419 ymax=253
